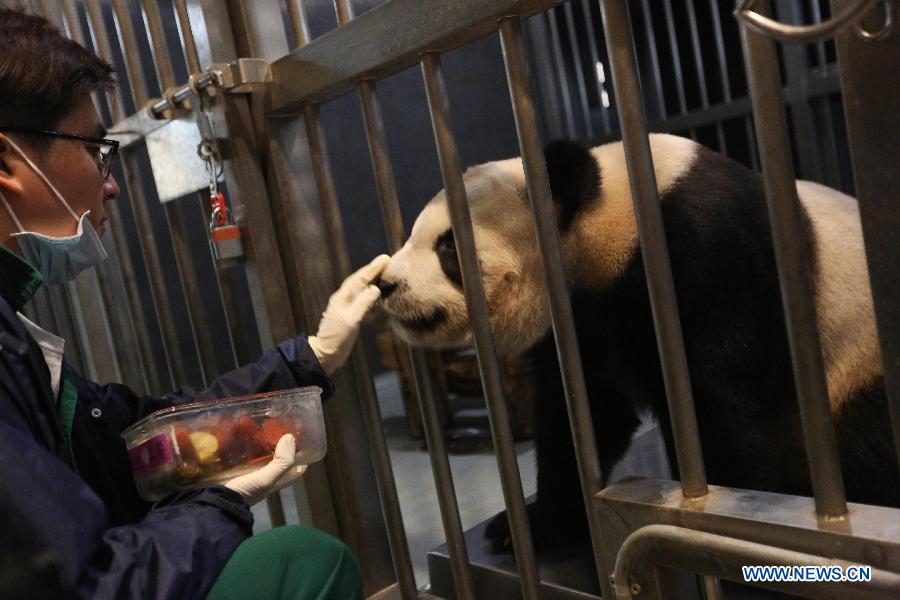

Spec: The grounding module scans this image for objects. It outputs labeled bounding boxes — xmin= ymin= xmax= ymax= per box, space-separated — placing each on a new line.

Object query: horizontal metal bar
xmin=613 ymin=524 xmax=900 ymax=600
xmin=269 ymin=0 xmax=566 ymax=114
xmin=597 ymin=478 xmax=900 ymax=573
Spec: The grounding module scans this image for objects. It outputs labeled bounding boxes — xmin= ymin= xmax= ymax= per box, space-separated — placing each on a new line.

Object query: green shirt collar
xmin=0 ymin=245 xmax=43 ymax=311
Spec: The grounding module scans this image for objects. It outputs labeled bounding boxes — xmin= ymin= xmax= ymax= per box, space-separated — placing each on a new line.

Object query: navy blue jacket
xmin=0 ymin=252 xmax=334 ymax=599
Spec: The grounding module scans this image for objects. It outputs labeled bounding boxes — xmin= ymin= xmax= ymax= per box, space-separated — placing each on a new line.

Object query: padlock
xmin=210 ymin=224 xmax=244 ymax=261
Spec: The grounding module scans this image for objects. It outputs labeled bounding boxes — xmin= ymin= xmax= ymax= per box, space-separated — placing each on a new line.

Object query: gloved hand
xmin=308 ymin=254 xmax=391 ymax=375
xmin=224 ymin=434 xmax=305 ymax=506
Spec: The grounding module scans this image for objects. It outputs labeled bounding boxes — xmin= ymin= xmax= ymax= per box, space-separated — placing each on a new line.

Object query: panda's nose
xmin=376 ymin=278 xmax=398 ymax=299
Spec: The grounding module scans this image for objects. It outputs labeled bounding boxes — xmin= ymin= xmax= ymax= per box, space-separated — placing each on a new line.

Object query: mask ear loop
xmin=0 ymin=188 xmax=27 ymax=232
xmin=3 ymin=135 xmax=81 ymax=223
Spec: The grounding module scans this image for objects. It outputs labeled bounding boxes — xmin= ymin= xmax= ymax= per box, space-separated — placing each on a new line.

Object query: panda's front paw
xmin=483 ymin=501 xmax=587 ymax=553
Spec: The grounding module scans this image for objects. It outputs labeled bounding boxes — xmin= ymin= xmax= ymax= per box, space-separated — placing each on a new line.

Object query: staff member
xmin=0 ymin=8 xmax=387 ymax=599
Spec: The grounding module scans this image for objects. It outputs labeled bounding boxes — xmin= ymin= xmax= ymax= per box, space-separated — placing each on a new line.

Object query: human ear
xmin=0 ymin=135 xmax=27 ymax=197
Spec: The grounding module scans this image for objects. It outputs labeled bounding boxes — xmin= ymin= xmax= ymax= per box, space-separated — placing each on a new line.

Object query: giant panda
xmin=378 ymin=134 xmax=897 ymax=549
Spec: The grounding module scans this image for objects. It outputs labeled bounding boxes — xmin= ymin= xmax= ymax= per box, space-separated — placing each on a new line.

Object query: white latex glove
xmin=308 ymin=254 xmax=391 ymax=375
xmin=224 ymin=434 xmax=303 ymax=506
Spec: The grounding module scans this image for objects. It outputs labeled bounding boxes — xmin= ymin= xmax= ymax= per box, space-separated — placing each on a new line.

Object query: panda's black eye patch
xmin=435 ymin=228 xmax=463 ymax=288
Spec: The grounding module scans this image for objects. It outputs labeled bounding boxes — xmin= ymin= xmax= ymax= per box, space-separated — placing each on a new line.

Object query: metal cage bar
xmin=300 ymin=95 xmax=419 ymax=597
xmin=599 ymin=0 xmax=709 ymax=498
xmin=545 ymin=8 xmax=578 ymax=139
xmin=422 ymin=51 xmax=540 ymax=600
xmin=562 ymin=1 xmax=595 ymax=137
xmin=830 ymin=0 xmax=900 ymax=474
xmin=639 ymin=0 xmax=667 ymax=120
xmin=110 ymin=0 xmax=150 ymax=107
xmin=738 ymin=0 xmax=848 ymax=518
xmin=499 ymin=16 xmax=611 ymax=597
xmin=579 ymin=0 xmax=612 ymax=134
xmin=355 ymin=75 xmax=419 ymax=600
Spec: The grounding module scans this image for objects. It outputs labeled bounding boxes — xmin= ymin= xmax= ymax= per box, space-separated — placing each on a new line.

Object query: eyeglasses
xmin=1 ymin=127 xmax=120 ymax=179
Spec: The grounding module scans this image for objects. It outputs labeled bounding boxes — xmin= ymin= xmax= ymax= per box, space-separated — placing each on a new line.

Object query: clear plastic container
xmin=122 ymin=386 xmax=325 ymax=501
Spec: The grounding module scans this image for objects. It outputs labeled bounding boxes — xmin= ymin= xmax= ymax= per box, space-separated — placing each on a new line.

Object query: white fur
xmin=798 ymin=180 xmax=881 ymax=410
xmin=382 ymin=134 xmax=699 ymax=356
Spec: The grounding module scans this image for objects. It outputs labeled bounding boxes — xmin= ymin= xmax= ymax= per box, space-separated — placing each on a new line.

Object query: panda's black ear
xmin=544 ymin=139 xmax=600 ymax=229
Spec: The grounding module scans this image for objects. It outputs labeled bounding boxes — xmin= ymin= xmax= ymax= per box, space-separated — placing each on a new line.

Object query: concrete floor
xmin=253 ymin=371 xmax=668 ymax=592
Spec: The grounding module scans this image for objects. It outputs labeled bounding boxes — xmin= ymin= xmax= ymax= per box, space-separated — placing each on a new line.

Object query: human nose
xmin=103 ymin=173 xmax=121 ymax=200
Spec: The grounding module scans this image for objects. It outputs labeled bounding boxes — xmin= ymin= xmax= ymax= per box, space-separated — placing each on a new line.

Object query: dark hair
xmin=0 ymin=8 xmax=115 ymax=144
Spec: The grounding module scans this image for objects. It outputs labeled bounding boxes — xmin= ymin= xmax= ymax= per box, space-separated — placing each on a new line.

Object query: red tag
xmin=211 ymin=192 xmax=229 ymax=227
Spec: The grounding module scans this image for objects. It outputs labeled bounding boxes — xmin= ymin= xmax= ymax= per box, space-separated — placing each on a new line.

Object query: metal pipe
xmin=498 ymin=17 xmax=610 ymax=597
xmin=562 ymin=2 xmax=594 ymax=137
xmin=661 ymin=0 xmax=689 ymax=115
xmin=39 ymin=0 xmax=64 ymax=29
xmin=737 ymin=0 xmax=877 ymax=42
xmin=84 ymin=0 xmax=122 ymax=122
xmin=140 ymin=0 xmax=176 ymax=90
xmin=120 ymin=150 xmax=181 ymax=388
xmin=599 ymin=0 xmax=709 ymax=498
xmin=685 ymin=0 xmax=727 ymax=152
xmin=638 ymin=0 xmax=667 ymax=120
xmin=110 ymin=0 xmax=150 ymax=106
xmin=60 ymin=0 xmax=86 ymax=49
xmin=286 ymin=0 xmax=311 ymax=47
xmin=173 ymin=0 xmax=201 ymax=74
xmin=334 ymin=0 xmax=354 ymax=25
xmin=356 ymin=83 xmax=418 ymax=600
xmin=422 ymin=51 xmax=540 ymax=600
xmin=739 ymin=0 xmax=847 ymax=518
xmin=301 ymin=93 xmax=420 ymax=599
xmin=831 ymin=0 xmax=900 ymax=476
xmin=579 ymin=0 xmax=611 ymax=134
xmin=613 ymin=524 xmax=900 ymax=600
xmin=545 ymin=8 xmax=577 ymax=139
xmin=164 ymin=202 xmax=216 ymax=386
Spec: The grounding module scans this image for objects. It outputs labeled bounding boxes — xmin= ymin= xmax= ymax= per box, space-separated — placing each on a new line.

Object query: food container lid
xmin=122 ymin=386 xmax=323 ymax=438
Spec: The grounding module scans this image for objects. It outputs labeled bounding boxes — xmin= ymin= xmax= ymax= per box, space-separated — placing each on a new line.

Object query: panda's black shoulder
xmin=544 ymin=139 xmax=600 ymax=230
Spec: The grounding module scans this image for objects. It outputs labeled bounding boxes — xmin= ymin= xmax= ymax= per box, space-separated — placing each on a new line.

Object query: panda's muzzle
xmin=398 ymin=307 xmax=447 ymax=332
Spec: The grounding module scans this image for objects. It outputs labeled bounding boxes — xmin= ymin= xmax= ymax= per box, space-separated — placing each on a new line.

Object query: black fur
xmin=485 ymin=143 xmax=897 ymax=551
xmin=435 ymin=228 xmax=463 ymax=288
xmin=544 ymin=140 xmax=600 ymax=231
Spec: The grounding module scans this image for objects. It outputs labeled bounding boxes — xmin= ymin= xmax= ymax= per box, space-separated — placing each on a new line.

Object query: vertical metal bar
xmin=39 ymin=0 xmax=63 ymax=28
xmin=739 ymin=0 xmax=847 ymax=518
xmin=81 ymin=0 xmax=152 ymax=392
xmin=809 ymin=0 xmax=829 ymax=67
xmin=661 ymin=0 xmax=689 ymax=114
xmin=422 ymin=51 xmax=539 ymax=600
xmin=831 ymin=0 xmax=900 ymax=473
xmin=286 ymin=0 xmax=311 ymax=46
xmin=111 ymin=0 xmax=150 ymax=106
xmin=140 ymin=0 xmax=176 ymax=89
xmin=60 ymin=0 xmax=86 ymax=46
xmin=563 ymin=1 xmax=594 ymax=137
xmin=599 ymin=0 xmax=709 ymax=498
xmin=120 ymin=151 xmax=182 ymax=388
xmin=708 ymin=0 xmax=733 ymax=103
xmin=498 ymin=17 xmax=610 ymax=598
xmin=639 ymin=0 xmax=667 ymax=120
xmin=744 ymin=116 xmax=760 ymax=170
xmin=173 ymin=0 xmax=201 ymax=74
xmin=353 ymin=91 xmax=421 ymax=599
xmin=546 ymin=8 xmax=577 ymax=139
xmin=775 ymin=0 xmax=824 ymax=181
xmin=684 ymin=0 xmax=727 ymax=151
xmin=164 ymin=202 xmax=215 ymax=386
xmin=333 ymin=0 xmax=354 ymax=24
xmin=302 ymin=101 xmax=420 ymax=595
xmin=579 ymin=0 xmax=612 ymax=134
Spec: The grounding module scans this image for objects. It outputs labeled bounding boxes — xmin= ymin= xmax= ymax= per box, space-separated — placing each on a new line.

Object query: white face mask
xmin=0 ymin=135 xmax=108 ymax=284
